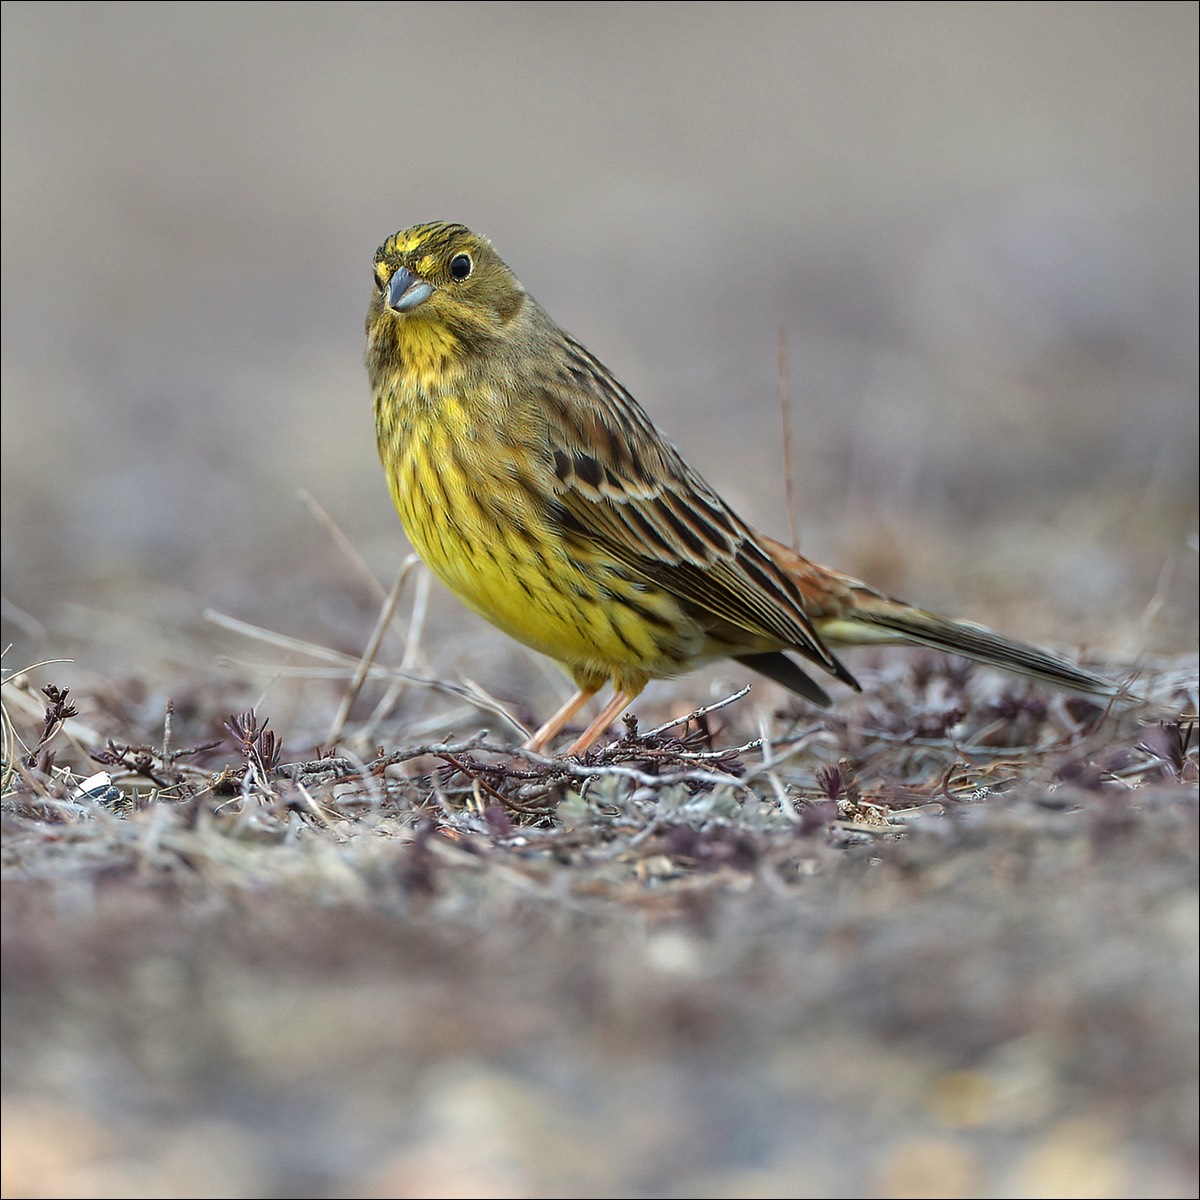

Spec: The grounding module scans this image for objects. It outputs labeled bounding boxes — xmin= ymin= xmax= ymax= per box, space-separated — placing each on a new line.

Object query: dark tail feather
xmin=819 ymin=595 xmax=1120 ymax=698
xmin=734 ymin=652 xmax=842 ymax=706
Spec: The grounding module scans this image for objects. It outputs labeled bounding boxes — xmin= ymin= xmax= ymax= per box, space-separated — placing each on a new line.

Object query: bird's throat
xmin=386 ymin=313 xmax=467 ymax=396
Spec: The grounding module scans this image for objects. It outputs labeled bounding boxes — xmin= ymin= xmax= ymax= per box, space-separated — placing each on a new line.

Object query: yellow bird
xmin=366 ymin=222 xmax=1116 ymax=755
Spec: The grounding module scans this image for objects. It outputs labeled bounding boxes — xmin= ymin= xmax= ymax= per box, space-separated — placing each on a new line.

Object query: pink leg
xmin=524 ymin=687 xmax=597 ymax=753
xmin=564 ymin=691 xmax=635 ymax=756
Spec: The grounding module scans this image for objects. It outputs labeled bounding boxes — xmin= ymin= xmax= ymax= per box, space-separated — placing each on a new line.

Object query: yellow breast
xmin=374 ymin=378 xmax=700 ymax=692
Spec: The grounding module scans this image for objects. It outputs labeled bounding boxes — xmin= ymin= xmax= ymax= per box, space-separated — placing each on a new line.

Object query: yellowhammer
xmin=366 ymin=221 xmax=1117 ymax=755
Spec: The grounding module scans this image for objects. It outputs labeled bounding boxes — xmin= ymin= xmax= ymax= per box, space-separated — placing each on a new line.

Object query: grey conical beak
xmin=386 ymin=267 xmax=435 ymax=312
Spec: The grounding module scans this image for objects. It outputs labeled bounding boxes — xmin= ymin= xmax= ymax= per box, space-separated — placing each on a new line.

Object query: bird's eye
xmin=449 ymin=253 xmax=473 ymax=281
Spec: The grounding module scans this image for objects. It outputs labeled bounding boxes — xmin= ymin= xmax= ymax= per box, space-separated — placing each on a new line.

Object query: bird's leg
xmin=563 ymin=691 xmax=635 ymax=756
xmin=524 ymin=687 xmax=598 ymax=753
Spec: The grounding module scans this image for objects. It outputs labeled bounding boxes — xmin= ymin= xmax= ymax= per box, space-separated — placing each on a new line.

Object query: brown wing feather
xmin=533 ymin=336 xmax=856 ymax=687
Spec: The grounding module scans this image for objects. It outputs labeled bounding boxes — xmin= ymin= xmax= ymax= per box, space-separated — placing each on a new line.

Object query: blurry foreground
xmin=2 ymin=633 xmax=1197 ymax=1198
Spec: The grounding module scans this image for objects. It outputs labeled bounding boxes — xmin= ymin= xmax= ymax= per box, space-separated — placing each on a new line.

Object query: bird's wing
xmin=534 ymin=338 xmax=855 ymax=686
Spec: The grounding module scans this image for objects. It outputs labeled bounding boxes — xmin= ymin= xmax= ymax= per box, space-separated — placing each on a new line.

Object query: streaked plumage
xmin=366 ymin=222 xmax=1117 ymax=754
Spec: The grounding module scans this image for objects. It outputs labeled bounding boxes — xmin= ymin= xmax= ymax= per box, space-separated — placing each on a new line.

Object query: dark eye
xmin=449 ymin=253 xmax=473 ymax=281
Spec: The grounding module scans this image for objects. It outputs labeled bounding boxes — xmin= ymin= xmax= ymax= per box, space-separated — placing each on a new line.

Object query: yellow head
xmin=368 ymin=222 xmax=528 ymax=345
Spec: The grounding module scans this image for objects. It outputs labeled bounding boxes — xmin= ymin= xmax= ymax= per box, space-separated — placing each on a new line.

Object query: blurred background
xmin=2 ymin=2 xmax=1197 ymax=711
xmin=3 ymin=8 xmax=1198 ymax=1199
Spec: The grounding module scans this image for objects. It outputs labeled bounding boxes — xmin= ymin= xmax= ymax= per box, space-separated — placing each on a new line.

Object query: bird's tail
xmin=760 ymin=534 xmax=1121 ymax=699
xmin=815 ymin=591 xmax=1119 ymax=697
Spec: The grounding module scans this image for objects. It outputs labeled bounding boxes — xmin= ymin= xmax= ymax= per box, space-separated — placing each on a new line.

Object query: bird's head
xmin=369 ymin=222 xmax=527 ymax=346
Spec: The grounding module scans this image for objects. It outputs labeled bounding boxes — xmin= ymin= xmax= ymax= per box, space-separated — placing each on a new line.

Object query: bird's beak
xmin=386 ymin=267 xmax=435 ymax=313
